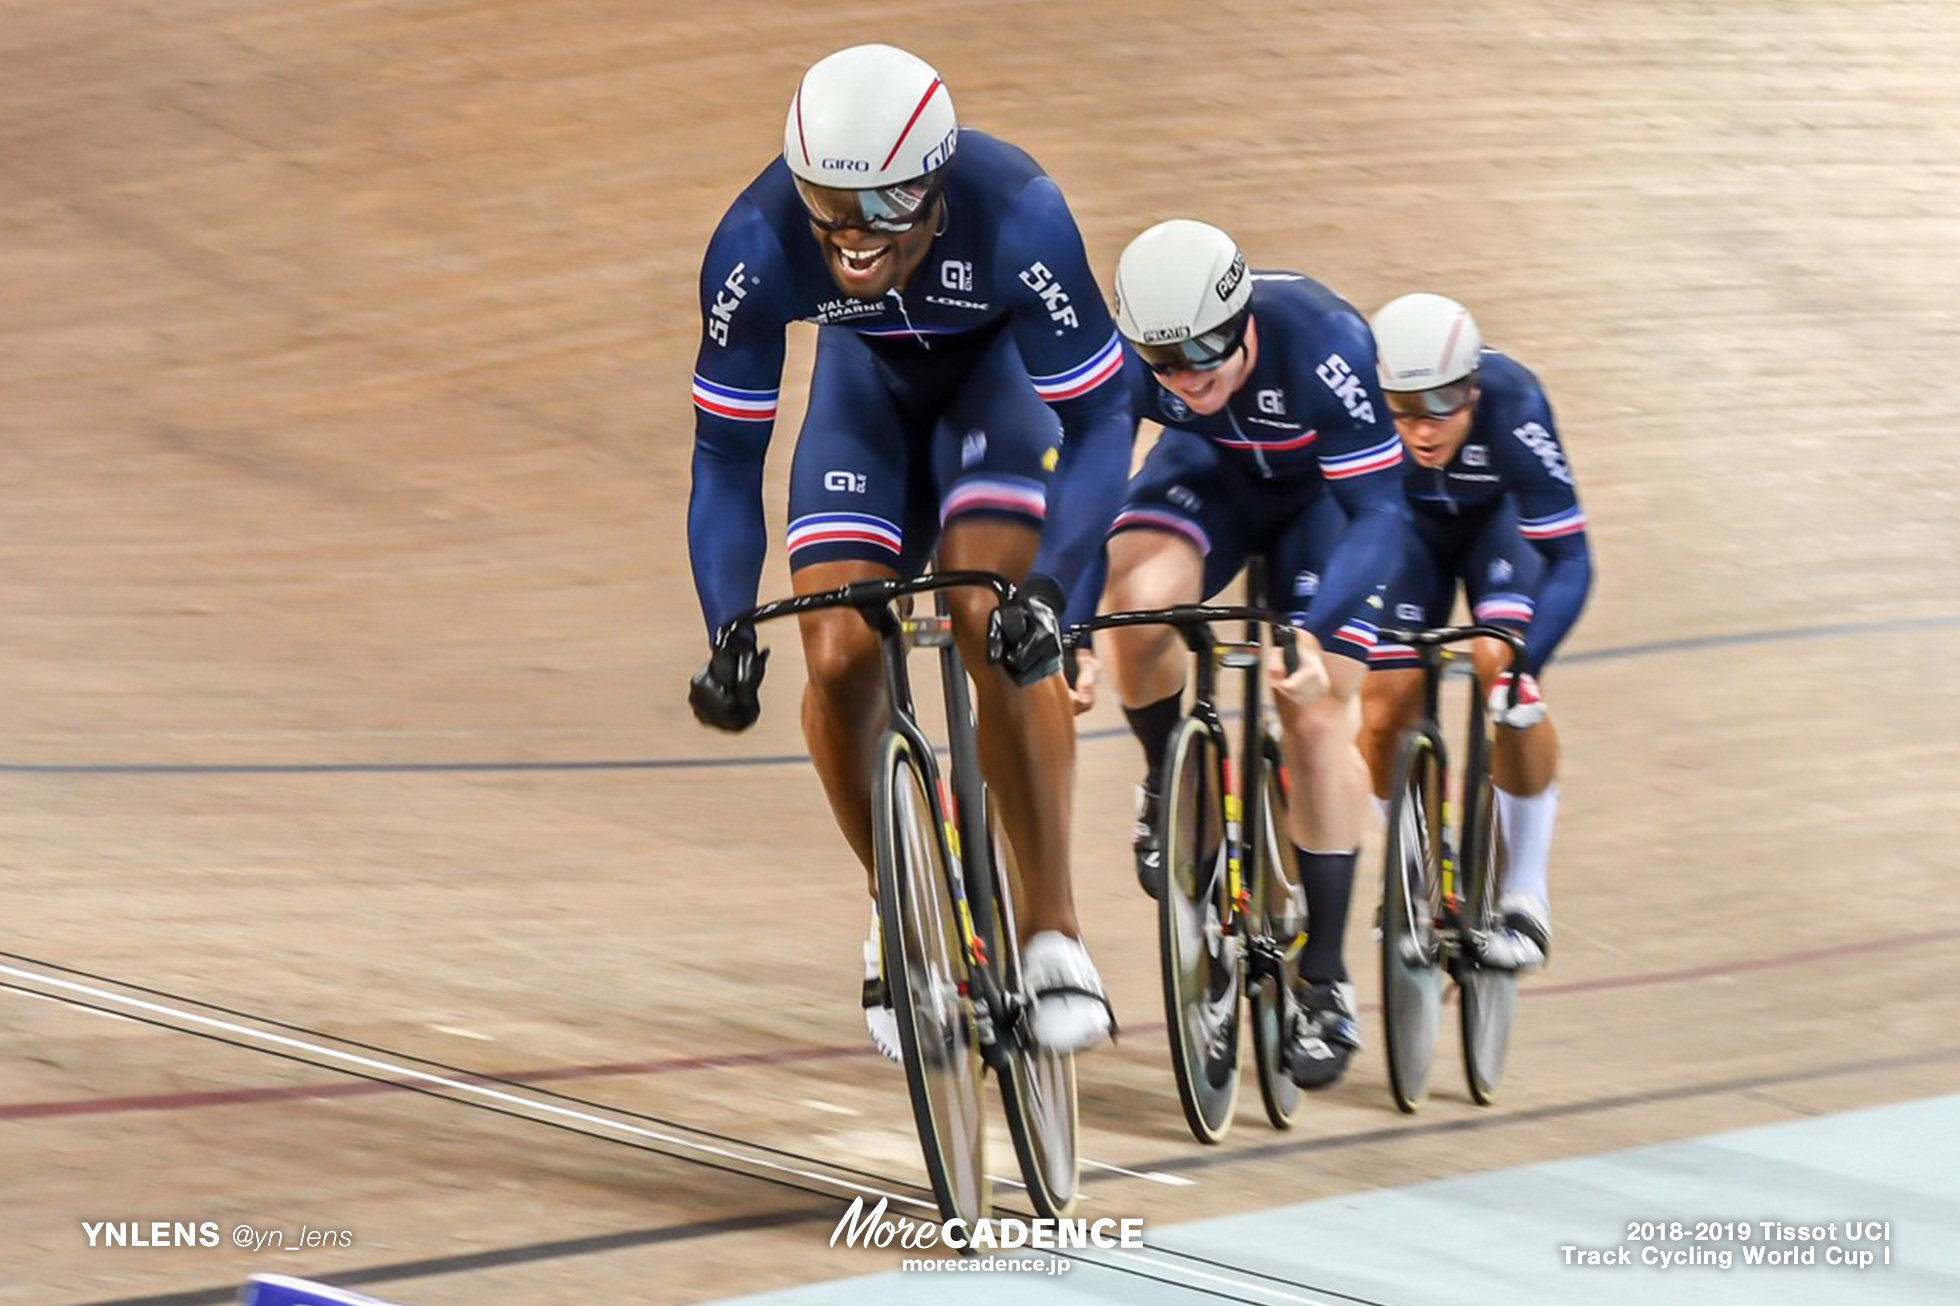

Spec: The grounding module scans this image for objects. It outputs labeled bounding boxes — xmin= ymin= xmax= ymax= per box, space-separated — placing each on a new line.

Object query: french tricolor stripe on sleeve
xmin=1029 ymin=332 xmax=1125 ymax=403
xmin=1519 ymin=506 xmax=1588 ymax=540
xmin=692 ymin=375 xmax=779 ymax=423
xmin=1321 ymin=434 xmax=1404 ymax=480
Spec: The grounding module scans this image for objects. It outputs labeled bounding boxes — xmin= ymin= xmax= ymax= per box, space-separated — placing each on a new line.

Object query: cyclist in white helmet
xmin=1363 ymin=293 xmax=1595 ymax=969
xmin=1076 ymin=220 xmax=1409 ymax=1089
xmin=684 ymin=46 xmax=1135 ymax=1057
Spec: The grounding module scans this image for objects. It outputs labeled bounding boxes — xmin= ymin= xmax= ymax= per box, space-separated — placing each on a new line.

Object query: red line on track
xmin=4 ymin=926 xmax=1953 ymax=1123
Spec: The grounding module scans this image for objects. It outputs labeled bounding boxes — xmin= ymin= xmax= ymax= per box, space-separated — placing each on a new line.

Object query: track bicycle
xmin=1375 ymin=622 xmax=1527 ymax=1113
xmin=1067 ymin=558 xmax=1309 ymax=1144
xmin=722 ymin=571 xmax=1077 ymax=1222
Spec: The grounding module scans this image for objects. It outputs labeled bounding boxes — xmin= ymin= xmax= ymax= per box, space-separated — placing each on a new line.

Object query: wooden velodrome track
xmin=4 ymin=1 xmax=1958 ymax=1302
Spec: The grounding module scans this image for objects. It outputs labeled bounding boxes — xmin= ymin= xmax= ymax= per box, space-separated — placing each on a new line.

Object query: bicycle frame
xmin=1376 ymin=623 xmax=1527 ymax=926
xmin=722 ymin=571 xmax=1025 ymax=1067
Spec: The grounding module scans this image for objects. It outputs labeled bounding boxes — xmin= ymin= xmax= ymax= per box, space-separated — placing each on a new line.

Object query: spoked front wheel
xmin=1247 ymin=728 xmax=1305 ymax=1130
xmin=873 ymin=732 xmax=989 ymax=1222
xmin=1457 ymin=719 xmax=1517 ymax=1106
xmin=988 ymin=810 xmax=1080 ymax=1217
xmin=1382 ymin=729 xmax=1446 ymax=1114
xmin=1158 ymin=716 xmax=1242 ymax=1144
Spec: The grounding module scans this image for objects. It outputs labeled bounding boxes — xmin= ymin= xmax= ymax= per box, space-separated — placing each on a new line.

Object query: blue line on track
xmin=3 ymin=613 xmax=1952 ymax=778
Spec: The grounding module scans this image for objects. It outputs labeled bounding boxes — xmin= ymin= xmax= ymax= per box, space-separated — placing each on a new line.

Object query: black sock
xmin=1295 ymin=846 xmax=1357 ymax=984
xmin=1123 ymin=690 xmax=1185 ymax=792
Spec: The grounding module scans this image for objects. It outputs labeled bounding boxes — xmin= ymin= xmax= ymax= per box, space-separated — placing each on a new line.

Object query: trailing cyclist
xmin=1076 ymin=220 xmax=1408 ymax=1089
xmin=1361 ymin=293 xmax=1594 ymax=971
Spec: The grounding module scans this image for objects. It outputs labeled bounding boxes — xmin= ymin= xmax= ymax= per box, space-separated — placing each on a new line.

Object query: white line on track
xmin=0 ymin=961 xmax=937 ymax=1214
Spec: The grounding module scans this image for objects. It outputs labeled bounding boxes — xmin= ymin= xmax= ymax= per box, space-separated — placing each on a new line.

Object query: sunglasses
xmin=1384 ymin=377 xmax=1477 ymax=419
xmin=794 ymin=173 xmax=946 ymax=235
xmin=1133 ymin=310 xmax=1251 ymax=376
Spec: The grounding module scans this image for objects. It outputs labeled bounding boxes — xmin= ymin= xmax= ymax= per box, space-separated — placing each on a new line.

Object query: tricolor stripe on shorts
xmin=1370 ymin=640 xmax=1419 ymax=663
xmin=940 ymin=476 xmax=1047 ymax=524
xmin=1519 ymin=506 xmax=1588 ymax=540
xmin=786 ymin=512 xmax=902 ymax=560
xmin=1029 ymin=332 xmax=1125 ymax=403
xmin=1321 ymin=434 xmax=1404 ymax=480
xmin=1334 ymin=618 xmax=1379 ymax=650
xmin=691 ymin=375 xmax=778 ymax=423
xmin=1473 ymin=593 xmax=1536 ymax=625
xmin=1110 ymin=507 xmax=1209 ymax=555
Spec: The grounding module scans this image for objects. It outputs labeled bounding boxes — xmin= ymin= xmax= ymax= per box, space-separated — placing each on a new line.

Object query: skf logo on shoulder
xmin=1511 ymin=421 xmax=1572 ymax=484
xmin=708 ymin=262 xmax=749 ymax=346
xmin=1215 ymin=253 xmax=1246 ymax=303
xmin=1314 ymin=353 xmax=1377 ymax=424
xmin=1256 ymin=389 xmax=1285 ymax=415
xmin=1018 ymin=261 xmax=1079 ymax=330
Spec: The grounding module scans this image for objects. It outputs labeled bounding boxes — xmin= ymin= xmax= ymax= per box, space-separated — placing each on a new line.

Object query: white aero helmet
xmin=1113 ymin=219 xmax=1253 ymax=373
xmin=784 ymin=45 xmax=958 ymax=232
xmin=1371 ymin=292 xmax=1483 ymax=417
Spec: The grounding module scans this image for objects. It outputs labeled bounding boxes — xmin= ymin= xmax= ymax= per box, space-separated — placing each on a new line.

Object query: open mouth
xmin=834 ymin=244 xmax=892 ymax=279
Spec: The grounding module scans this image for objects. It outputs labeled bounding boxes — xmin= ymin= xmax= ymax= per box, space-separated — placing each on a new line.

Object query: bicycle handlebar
xmin=1374 ymin=623 xmax=1529 ymax=712
xmin=1066 ymin=604 xmax=1305 ymax=675
xmin=715 ymin=570 xmax=1019 ymax=647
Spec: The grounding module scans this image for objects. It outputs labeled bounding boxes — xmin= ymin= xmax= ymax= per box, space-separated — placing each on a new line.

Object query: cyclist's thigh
xmin=930 ymin=328 xmax=1061 ymax=542
xmin=1109 ymin=430 xmax=1257 ymax=602
xmin=1458 ymin=500 xmax=1542 ymax=637
xmin=1369 ymin=514 xmax=1456 ymax=672
xmin=788 ymin=328 xmax=931 ymax=578
xmin=1266 ymin=489 xmax=1379 ymax=672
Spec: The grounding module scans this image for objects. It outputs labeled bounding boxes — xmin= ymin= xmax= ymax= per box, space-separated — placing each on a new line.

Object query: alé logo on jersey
xmin=1511 ymin=421 xmax=1572 ymax=484
xmin=1018 ymin=262 xmax=1079 ymax=330
xmin=708 ymin=262 xmax=749 ymax=347
xmin=1314 ymin=353 xmax=1377 ymax=424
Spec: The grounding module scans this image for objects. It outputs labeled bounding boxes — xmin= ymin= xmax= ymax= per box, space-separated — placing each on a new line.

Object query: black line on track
xmin=1131 ymin=1043 xmax=1960 ymax=1180
xmin=7 ymin=613 xmax=1954 ymax=777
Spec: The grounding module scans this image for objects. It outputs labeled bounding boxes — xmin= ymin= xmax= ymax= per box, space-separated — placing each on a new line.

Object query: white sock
xmin=1495 ymin=783 xmax=1558 ymax=907
xmin=1371 ymin=794 xmax=1389 ymax=826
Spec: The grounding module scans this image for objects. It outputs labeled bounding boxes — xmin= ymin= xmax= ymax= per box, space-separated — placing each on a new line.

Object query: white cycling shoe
xmin=1475 ymin=893 xmax=1552 ymax=971
xmin=1021 ymin=930 xmax=1114 ymax=1054
xmin=862 ymin=912 xmax=901 ymax=1064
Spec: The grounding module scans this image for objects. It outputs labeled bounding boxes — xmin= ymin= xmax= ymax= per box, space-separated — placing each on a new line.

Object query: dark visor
xmin=1132 ymin=309 xmax=1251 ymax=375
xmin=1383 ymin=376 xmax=1477 ymax=419
xmin=793 ymin=171 xmax=945 ymax=234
